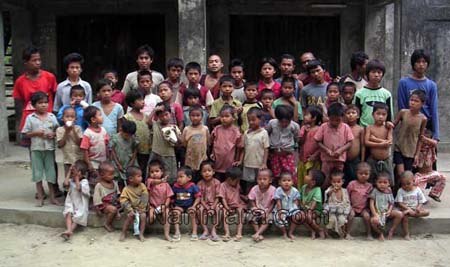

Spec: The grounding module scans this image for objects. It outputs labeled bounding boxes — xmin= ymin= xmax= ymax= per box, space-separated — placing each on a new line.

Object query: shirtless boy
xmin=344 ymin=105 xmax=365 ymax=186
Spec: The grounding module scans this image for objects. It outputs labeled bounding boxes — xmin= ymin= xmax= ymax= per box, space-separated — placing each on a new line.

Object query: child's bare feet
xmin=139 ymin=234 xmax=145 ymax=242
xmin=344 ymin=234 xmax=354 ymax=240
xmin=287 ymin=234 xmax=295 ymax=241
xmin=119 ymin=232 xmax=126 ymax=242
xmin=319 ymin=230 xmax=326 ymax=239
xmin=164 ymin=235 xmax=172 ymax=242
xmin=50 ymin=199 xmax=63 ymax=206
xmin=404 ymin=234 xmax=411 ymax=241
xmin=36 ymin=198 xmax=44 ymax=207
xmin=310 ymin=231 xmax=316 ymax=240
xmin=252 ymin=234 xmax=260 ymax=242
xmin=104 ymin=224 xmax=114 ymax=232
xmin=234 ymin=235 xmax=242 ymax=242
xmin=378 ymin=234 xmax=385 ymax=241
xmin=387 ymin=231 xmax=395 ymax=240
xmin=60 ymin=231 xmax=72 ymax=241
xmin=366 ymin=234 xmax=374 ymax=241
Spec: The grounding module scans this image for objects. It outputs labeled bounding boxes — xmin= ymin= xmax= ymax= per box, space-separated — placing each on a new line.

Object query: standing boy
xmin=208 ymin=76 xmax=243 ymax=128
xmin=165 ymin=58 xmax=186 ymax=102
xmin=176 ymin=62 xmax=214 ymax=108
xmin=229 ymin=58 xmax=246 ymax=103
xmin=344 ymin=105 xmax=365 ymax=185
xmin=276 ymin=54 xmax=302 ymax=100
xmin=338 ymin=51 xmax=369 ymax=91
xmin=301 ymin=60 xmax=329 ymax=109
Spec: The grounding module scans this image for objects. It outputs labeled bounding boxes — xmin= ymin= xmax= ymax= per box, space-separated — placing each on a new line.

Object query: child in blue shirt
xmin=57 ymin=85 xmax=88 ymax=131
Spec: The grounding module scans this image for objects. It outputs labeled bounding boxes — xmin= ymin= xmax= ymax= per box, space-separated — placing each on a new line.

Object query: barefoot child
xmin=300 ymin=169 xmax=326 ymax=239
xmin=93 ymin=79 xmax=124 ymax=136
xmin=110 ymin=120 xmax=138 ymax=184
xmin=344 ymin=105 xmax=365 ymax=186
xmin=56 ymin=107 xmax=83 ymax=176
xmin=61 ymin=160 xmax=90 ymax=240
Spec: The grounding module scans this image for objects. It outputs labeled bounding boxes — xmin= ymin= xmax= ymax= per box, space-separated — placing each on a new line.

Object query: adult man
xmin=297 ymin=52 xmax=332 ymax=86
xmin=338 ymin=51 xmax=369 ymax=91
xmin=200 ymin=54 xmax=224 ymax=99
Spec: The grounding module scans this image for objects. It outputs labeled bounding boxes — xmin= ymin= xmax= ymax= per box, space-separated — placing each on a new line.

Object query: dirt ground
xmin=0 ymin=224 xmax=449 ymax=267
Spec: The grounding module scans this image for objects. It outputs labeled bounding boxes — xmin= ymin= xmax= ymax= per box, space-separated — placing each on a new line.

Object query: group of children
xmin=19 ymin=45 xmax=446 ymax=243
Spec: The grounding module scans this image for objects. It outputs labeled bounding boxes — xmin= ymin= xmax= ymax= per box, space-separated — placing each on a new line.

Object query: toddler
xmin=56 ymin=107 xmax=83 ymax=176
xmin=300 ymin=169 xmax=325 ymax=239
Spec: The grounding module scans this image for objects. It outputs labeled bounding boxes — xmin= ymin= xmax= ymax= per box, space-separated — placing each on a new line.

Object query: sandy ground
xmin=0 ymin=224 xmax=449 ymax=267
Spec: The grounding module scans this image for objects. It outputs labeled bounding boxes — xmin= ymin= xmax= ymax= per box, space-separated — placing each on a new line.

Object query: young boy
xmin=122 ymin=44 xmax=164 ymax=94
xmin=344 ymin=105 xmax=365 ymax=185
xmin=209 ymin=75 xmax=243 ymax=128
xmin=229 ymin=58 xmax=246 ymax=103
xmin=239 ymin=82 xmax=262 ymax=133
xmin=260 ymin=89 xmax=276 ymax=127
xmin=56 ymin=85 xmax=88 ymax=131
xmin=56 ymin=107 xmax=83 ymax=176
xmin=54 ymin=53 xmax=92 ymax=112
xmin=136 ymin=70 xmax=162 ymax=116
xmin=301 ymin=60 xmax=329 ymax=109
xmin=165 ymin=58 xmax=186 ymax=102
xmin=273 ymin=77 xmax=303 ymax=123
xmin=314 ymin=103 xmax=354 ymax=187
xmin=158 ymin=81 xmax=184 ymax=130
xmin=102 ymin=69 xmax=126 ymax=110
xmin=182 ymin=87 xmax=209 ymax=127
xmin=364 ymin=103 xmax=394 ymax=184
xmin=110 ymin=120 xmax=139 ymax=182
xmin=176 ymin=62 xmax=214 ymax=108
xmin=342 ymin=82 xmax=357 ymax=106
xmin=354 ymin=59 xmax=393 ymax=127
xmin=276 ymin=54 xmax=302 ymax=100
xmin=22 ymin=92 xmax=60 ymax=207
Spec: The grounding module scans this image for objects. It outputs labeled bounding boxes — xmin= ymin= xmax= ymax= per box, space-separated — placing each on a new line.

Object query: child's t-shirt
xmin=261 ymin=109 xmax=273 ymax=128
xmin=211 ymin=125 xmax=243 ymax=173
xmin=110 ymin=133 xmax=138 ymax=179
xmin=266 ymin=119 xmax=300 ymax=152
xmin=93 ymin=181 xmax=120 ymax=208
xmin=314 ymin=122 xmax=354 ymax=162
xmin=354 ymin=86 xmax=393 ymax=127
xmin=147 ymin=180 xmax=174 ymax=208
xmin=92 ymin=101 xmax=124 ymax=136
xmin=182 ymin=125 xmax=209 ymax=170
xmin=273 ymin=186 xmax=301 ymax=212
xmin=21 ymin=112 xmax=59 ymax=151
xmin=124 ymin=113 xmax=151 ymax=155
xmin=57 ymin=104 xmax=87 ymax=131
xmin=197 ymin=178 xmax=221 ymax=207
xmin=183 ymin=106 xmax=208 ymax=127
xmin=120 ymin=183 xmax=149 ymax=213
xmin=248 ymin=185 xmax=276 ymax=214
xmin=169 ymin=102 xmax=184 ymax=126
xmin=243 ymin=128 xmax=269 ymax=168
xmin=140 ymin=92 xmax=162 ymax=116
xmin=258 ymin=80 xmax=281 ymax=99
xmin=151 ymin=122 xmax=176 ymax=157
xmin=56 ymin=125 xmax=83 ymax=164
xmin=219 ymin=182 xmax=246 ymax=209
xmin=347 ymin=180 xmax=373 ymax=213
xmin=239 ymin=101 xmax=262 ymax=133
xmin=370 ymin=188 xmax=394 ymax=214
xmin=231 ymin=86 xmax=246 ymax=103
xmin=301 ymin=82 xmax=328 ymax=108
xmin=209 ymin=97 xmax=242 ymax=120
xmin=299 ymin=126 xmax=319 ymax=162
xmin=300 ymin=185 xmax=322 ymax=211
xmin=395 ymin=187 xmax=427 ymax=210
xmin=172 ymin=182 xmax=201 ymax=208
xmin=80 ymin=126 xmax=110 ymax=168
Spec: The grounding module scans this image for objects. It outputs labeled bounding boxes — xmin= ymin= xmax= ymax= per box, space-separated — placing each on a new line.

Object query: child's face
xmin=92 ymin=110 xmax=104 ymax=125
xmin=186 ymin=96 xmax=200 ymax=106
xmin=220 ymin=110 xmax=234 ymax=126
xmin=345 ymin=108 xmax=359 ymax=123
xmin=149 ymin=165 xmax=163 ymax=180
xmin=66 ymin=62 xmax=82 ymax=78
xmin=413 ymin=57 xmax=428 ymax=74
xmin=189 ymin=110 xmax=203 ymax=126
xmin=136 ymin=52 xmax=151 ymax=70
xmin=129 ymin=171 xmax=143 ymax=186
xmin=34 ymin=98 xmax=49 ymax=114
xmin=376 ymin=177 xmax=391 ymax=191
xmin=280 ymin=59 xmax=295 ymax=76
xmin=220 ymin=81 xmax=234 ymax=97
xmin=70 ymin=166 xmax=82 ymax=179
xmin=373 ymin=109 xmax=388 ymax=125
xmin=25 ymin=53 xmax=42 ymax=72
xmin=278 ymin=119 xmax=291 ymax=129
xmin=409 ymin=94 xmax=424 ymax=111
xmin=120 ymin=132 xmax=133 ymax=140
xmin=244 ymin=85 xmax=258 ymax=101
xmin=71 ymin=90 xmax=86 ymax=105
xmin=331 ymin=176 xmax=343 ymax=190
xmin=257 ymin=170 xmax=272 ymax=189
xmin=303 ymin=111 xmax=314 ymax=125
xmin=342 ymin=86 xmax=355 ymax=104
xmin=367 ymin=69 xmax=383 ymax=84
xmin=177 ymin=171 xmax=191 ymax=186
xmin=62 ymin=109 xmax=76 ymax=124
xmin=138 ymin=75 xmax=153 ymax=93
xmin=260 ymin=63 xmax=276 ymax=79
xmin=168 ymin=66 xmax=182 ymax=81
xmin=104 ymin=72 xmax=118 ymax=86
xmin=158 ymin=84 xmax=173 ymax=102
xmin=327 ymin=85 xmax=340 ymax=102
xmin=281 ymin=82 xmax=295 ymax=98
xmin=201 ymin=164 xmax=215 ymax=182
xmin=186 ymin=69 xmax=200 ymax=84
xmin=261 ymin=94 xmax=274 ymax=108
xmin=304 ymin=172 xmax=315 ymax=187
xmin=132 ymin=97 xmax=145 ymax=110
xmin=401 ymin=177 xmax=415 ymax=191
xmin=309 ymin=66 xmax=324 ymax=83
xmin=226 ymin=177 xmax=239 ymax=187
xmin=230 ymin=66 xmax=244 ymax=83
xmin=279 ymin=175 xmax=293 ymax=191
xmin=100 ymin=168 xmax=115 ymax=183
xmin=247 ymin=113 xmax=261 ymax=130
xmin=356 ymin=168 xmax=370 ymax=183
xmin=328 ymin=115 xmax=342 ymax=128
xmin=158 ymin=110 xmax=171 ymax=125
xmin=98 ymin=85 xmax=112 ymax=102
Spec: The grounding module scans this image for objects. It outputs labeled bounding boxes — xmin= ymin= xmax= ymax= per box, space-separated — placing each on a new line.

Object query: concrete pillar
xmin=0 ymin=12 xmax=8 ymax=158
xmin=340 ymin=5 xmax=365 ymax=75
xmin=178 ymin=0 xmax=207 ymax=70
xmin=34 ymin=12 xmax=57 ymax=75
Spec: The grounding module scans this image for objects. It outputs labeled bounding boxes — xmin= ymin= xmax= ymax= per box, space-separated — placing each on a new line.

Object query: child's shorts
xmin=321 ymin=160 xmax=344 ymax=179
xmin=270 ymin=152 xmax=296 ymax=181
xmin=242 ymin=167 xmax=259 ymax=182
xmin=297 ymin=160 xmax=321 ymax=189
xmin=366 ymin=156 xmax=394 ymax=185
xmin=393 ymin=151 xmax=414 ymax=171
xmin=31 ymin=150 xmax=56 ymax=183
xmin=344 ymin=157 xmax=360 ymax=187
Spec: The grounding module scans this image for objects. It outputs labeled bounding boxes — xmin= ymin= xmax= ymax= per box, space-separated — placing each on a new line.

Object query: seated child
xmin=92 ymin=79 xmax=124 ymax=136
xmin=56 ymin=85 xmax=88 ymax=131
xmin=344 ymin=105 xmax=365 ymax=186
xmin=300 ymin=169 xmax=325 ymax=239
xmin=182 ymin=87 xmax=208 ymax=127
xmin=56 ymin=107 xmax=83 ymax=176
xmin=110 ymin=120 xmax=138 ymax=183
xmin=259 ymin=89 xmax=275 ymax=128
xmin=61 ymin=160 xmax=90 ymax=240
xmin=119 ymin=167 xmax=148 ymax=242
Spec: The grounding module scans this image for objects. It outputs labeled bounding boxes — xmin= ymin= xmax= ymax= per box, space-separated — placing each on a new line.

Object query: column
xmin=0 ymin=12 xmax=8 ymax=157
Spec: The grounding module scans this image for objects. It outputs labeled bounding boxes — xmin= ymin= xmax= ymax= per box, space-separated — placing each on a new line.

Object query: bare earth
xmin=0 ymin=224 xmax=449 ymax=267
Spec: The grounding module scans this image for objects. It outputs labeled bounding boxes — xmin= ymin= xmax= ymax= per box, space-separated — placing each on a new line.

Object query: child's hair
xmin=178 ymin=166 xmax=194 ymax=178
xmin=96 ymin=78 xmax=113 ymax=94
xmin=275 ymin=104 xmax=294 ymax=121
xmin=183 ymin=86 xmax=201 ymax=103
xmin=411 ymin=49 xmax=430 ymax=69
xmin=137 ymin=69 xmax=152 ymax=81
xmin=121 ymin=120 xmax=137 ymax=135
xmin=158 ymin=81 xmax=173 ymax=92
xmin=376 ymin=171 xmax=391 ymax=182
xmin=22 ymin=45 xmax=40 ymax=61
xmin=219 ymin=75 xmax=234 ymax=86
xmin=309 ymin=169 xmax=325 ymax=187
xmin=135 ymin=44 xmax=155 ymax=59
xmin=189 ymin=104 xmax=204 ymax=116
xmin=280 ymin=53 xmax=295 ymax=63
xmin=83 ymin=106 xmax=100 ymax=123
xmin=258 ymin=57 xmax=278 ymax=74
xmin=220 ymin=104 xmax=235 ymax=116
xmin=62 ymin=107 xmax=76 ymax=117
xmin=372 ymin=102 xmax=389 ymax=114
xmin=73 ymin=160 xmax=89 ymax=176
xmin=31 ymin=91 xmax=49 ymax=106
xmin=345 ymin=104 xmax=360 ymax=115
xmin=185 ymin=62 xmax=201 ymax=74
xmin=126 ymin=166 xmax=142 ymax=179
xmin=279 ymin=171 xmax=293 ymax=180
xmin=125 ymin=89 xmax=144 ymax=107
xmin=356 ymin=162 xmax=371 ymax=172
xmin=400 ymin=170 xmax=414 ymax=182
xmin=247 ymin=107 xmax=263 ymax=119
xmin=330 ymin=170 xmax=345 ymax=181
xmin=148 ymin=159 xmax=164 ymax=171
xmin=327 ymin=102 xmax=345 ymax=117
xmin=225 ymin=167 xmax=242 ymax=180
xmin=365 ymin=59 xmax=385 ymax=77
xmin=411 ymin=89 xmax=426 ymax=103
xmin=155 ymin=102 xmax=171 ymax=116
xmin=342 ymin=81 xmax=357 ymax=92
xmin=70 ymin=85 xmax=86 ymax=97
xmin=258 ymin=168 xmax=273 ymax=177
xmin=244 ymin=81 xmax=257 ymax=90
xmin=306 ymin=105 xmax=323 ymax=125
xmin=98 ymin=161 xmax=114 ymax=174
xmin=229 ymin=58 xmax=244 ymax=72
xmin=326 ymin=82 xmax=340 ymax=92
xmin=306 ymin=59 xmax=324 ymax=74
xmin=63 ymin=52 xmax=84 ymax=70
xmin=167 ymin=57 xmax=184 ymax=70
xmin=281 ymin=77 xmax=296 ymax=87
xmin=101 ymin=69 xmax=118 ymax=78
xmin=260 ymin=88 xmax=275 ymax=99
xmin=200 ymin=160 xmax=215 ymax=171
xmin=350 ymin=51 xmax=369 ymax=71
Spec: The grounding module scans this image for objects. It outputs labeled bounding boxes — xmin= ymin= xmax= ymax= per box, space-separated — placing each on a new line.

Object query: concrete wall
xmin=0 ymin=12 xmax=8 ymax=157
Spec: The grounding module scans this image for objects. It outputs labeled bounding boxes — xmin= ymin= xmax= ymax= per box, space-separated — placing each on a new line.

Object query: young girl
xmin=267 ymin=105 xmax=300 ymax=183
xmin=93 ymin=161 xmax=120 ymax=232
xmin=248 ymin=169 xmax=276 ymax=242
xmin=298 ymin=106 xmax=323 ymax=189
xmin=197 ymin=161 xmax=221 ymax=241
xmin=260 ymin=89 xmax=275 ymax=127
xmin=92 ymin=79 xmax=124 ymax=137
xmin=146 ymin=160 xmax=173 ymax=241
xmin=56 ymin=107 xmax=83 ymax=176
xmin=324 ymin=171 xmax=352 ymax=239
xmin=110 ymin=120 xmax=138 ymax=184
xmin=257 ymin=57 xmax=281 ymax=99
xmin=211 ymin=105 xmax=243 ymax=181
xmin=300 ymin=169 xmax=325 ymax=239
xmin=321 ymin=82 xmax=342 ymax=122
xmin=370 ymin=172 xmax=404 ymax=241
xmin=61 ymin=160 xmax=90 ymax=240
xmin=272 ymin=77 xmax=303 ymax=123
xmin=396 ymin=171 xmax=429 ymax=240
xmin=273 ymin=172 xmax=301 ymax=241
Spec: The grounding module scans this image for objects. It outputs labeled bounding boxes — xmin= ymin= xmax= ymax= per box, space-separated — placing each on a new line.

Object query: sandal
xmin=171 ymin=234 xmax=181 ymax=242
xmin=190 ymin=234 xmax=199 ymax=241
xmin=222 ymin=235 xmax=231 ymax=242
xmin=210 ymin=234 xmax=220 ymax=242
xmin=199 ymin=233 xmax=209 ymax=240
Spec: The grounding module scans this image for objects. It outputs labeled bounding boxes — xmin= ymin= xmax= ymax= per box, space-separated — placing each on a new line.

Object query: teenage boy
xmin=165 ymin=57 xmax=186 ymax=102
xmin=176 ymin=62 xmax=214 ymax=108
xmin=297 ymin=52 xmax=332 ymax=86
xmin=339 ymin=51 xmax=369 ymax=91
xmin=228 ymin=58 xmax=246 ymax=103
xmin=301 ymin=60 xmax=329 ymax=109
xmin=275 ymin=54 xmax=302 ymax=100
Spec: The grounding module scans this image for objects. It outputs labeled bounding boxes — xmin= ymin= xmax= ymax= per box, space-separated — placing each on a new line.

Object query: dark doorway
xmin=230 ymin=15 xmax=340 ymax=81
xmin=57 ymin=15 xmax=165 ymax=89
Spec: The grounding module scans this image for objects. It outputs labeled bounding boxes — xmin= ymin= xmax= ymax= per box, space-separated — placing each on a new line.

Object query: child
xmin=136 ymin=69 xmax=162 ymax=116
xmin=370 ymin=172 xmax=404 ymax=241
xmin=209 ymin=75 xmax=243 ymax=128
xmin=354 ymin=59 xmax=393 ymax=127
xmin=321 ymin=82 xmax=342 ymax=122
xmin=346 ymin=162 xmax=373 ymax=240
xmin=56 ymin=85 xmax=88 ymax=131
xmin=393 ymin=90 xmax=427 ymax=178
xmin=365 ymin=103 xmax=394 ymax=184
xmin=273 ymin=77 xmax=303 ymax=123
xmin=110 ymin=120 xmax=138 ymax=183
xmin=324 ymin=171 xmax=352 ymax=239
xmin=219 ymin=167 xmax=247 ymax=242
xmin=56 ymin=107 xmax=83 ymax=176
xmin=314 ymin=103 xmax=354 ymax=187
xmin=182 ymin=87 xmax=209 ymax=127
xmin=344 ymin=105 xmax=365 ymax=186
xmin=248 ymin=169 xmax=276 ymax=242
xmin=158 ymin=81 xmax=184 ymax=130
xmin=165 ymin=58 xmax=186 ymax=102
xmin=119 ymin=166 xmax=148 ymax=241
xmin=80 ymin=106 xmax=109 ymax=179
xmin=239 ymin=82 xmax=262 ymax=133
xmin=103 ymin=69 xmax=126 ymax=110
xmin=301 ymin=60 xmax=329 ymax=109
xmin=149 ymin=102 xmax=180 ymax=183
xmin=93 ymin=161 xmax=120 ymax=232
xmin=146 ymin=159 xmax=174 ymax=241
xmin=182 ymin=105 xmax=210 ymax=174
xmin=300 ymin=169 xmax=325 ymax=239
xmin=172 ymin=166 xmax=201 ymax=241
xmin=267 ymin=105 xmax=300 ymax=183
xmin=396 ymin=171 xmax=429 ymax=240
xmin=257 ymin=57 xmax=281 ymax=98
xmin=124 ymin=90 xmax=152 ymax=179
xmin=273 ymin=172 xmax=301 ymax=241
xmin=22 ymin=92 xmax=60 ymax=206
xmin=93 ymin=79 xmax=124 ymax=136
xmin=229 ymin=58 xmax=246 ymax=103
xmin=176 ymin=62 xmax=213 ymax=107
xmin=342 ymin=82 xmax=357 ymax=106
xmin=197 ymin=161 xmax=221 ymax=241
xmin=210 ymin=105 xmax=243 ymax=181
xmin=260 ymin=89 xmax=276 ymax=127
xmin=61 ymin=160 xmax=90 ymax=240
xmin=298 ymin=106 xmax=322 ymax=189
xmin=276 ymin=54 xmax=301 ymax=99
xmin=240 ymin=107 xmax=269 ymax=192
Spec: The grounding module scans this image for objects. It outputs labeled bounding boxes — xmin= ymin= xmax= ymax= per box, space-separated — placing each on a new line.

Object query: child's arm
xmin=317 ymin=142 xmax=333 ymax=157
xmin=360 ymin=127 xmax=366 ymax=162
xmin=396 ymin=201 xmax=411 ymax=212
xmin=127 ymin=147 xmax=138 ymax=169
xmin=364 ymin=127 xmax=387 ymax=148
xmin=369 ymin=198 xmax=378 ymax=217
xmin=392 ymin=109 xmax=404 ymax=128
xmin=209 ymin=130 xmax=216 ymax=160
xmin=334 ymin=141 xmax=352 ymax=157
xmin=309 ymin=200 xmax=317 ymax=211
xmin=110 ymin=147 xmax=123 ymax=173
xmin=276 ymin=199 xmax=282 ymax=211
xmin=414 ymin=117 xmax=428 ymax=165
xmin=386 ymin=125 xmax=393 ymax=144
xmin=82 ymin=149 xmax=94 ymax=173
xmin=25 ymin=129 xmax=45 ymax=138
xmin=63 ymin=165 xmax=72 ymax=189
xmin=261 ymin=147 xmax=269 ymax=169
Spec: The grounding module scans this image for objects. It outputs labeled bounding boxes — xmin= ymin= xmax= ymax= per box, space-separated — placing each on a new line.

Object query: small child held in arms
xmin=260 ymin=89 xmax=276 ymax=128
xmin=136 ymin=70 xmax=162 ymax=116
xmin=172 ymin=166 xmax=201 ymax=242
xmin=267 ymin=105 xmax=300 ymax=183
xmin=158 ymin=81 xmax=184 ymax=130
xmin=315 ymin=103 xmax=354 ymax=188
xmin=110 ymin=120 xmax=138 ymax=183
xmin=209 ymin=76 xmax=243 ymax=128
xmin=344 ymin=105 xmax=365 ymax=186
xmin=248 ymin=169 xmax=276 ymax=242
xmin=93 ymin=162 xmax=121 ymax=233
xmin=56 ymin=107 xmax=83 ymax=176
xmin=92 ymin=79 xmax=124 ymax=137
xmin=300 ymin=169 xmax=326 ymax=239
xmin=273 ymin=77 xmax=303 ymax=123
xmin=239 ymin=81 xmax=262 ymax=133
xmin=146 ymin=160 xmax=173 ymax=241
xmin=273 ymin=172 xmax=301 ymax=241
xmin=197 ymin=161 xmax=221 ymax=241
xmin=396 ymin=171 xmax=429 ymax=240
xmin=342 ymin=82 xmax=357 ymax=106
xmin=56 ymin=85 xmax=88 ymax=131
xmin=211 ymin=105 xmax=243 ymax=181
xmin=370 ymin=172 xmax=404 ymax=241
xmin=61 ymin=160 xmax=90 ymax=240
xmin=119 ymin=167 xmax=148 ymax=242
xmin=22 ymin=91 xmax=61 ymax=206
xmin=182 ymin=87 xmax=208 ymax=127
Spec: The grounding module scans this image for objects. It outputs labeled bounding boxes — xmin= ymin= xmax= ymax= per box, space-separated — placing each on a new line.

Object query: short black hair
xmin=258 ymin=57 xmax=278 ymax=73
xmin=306 ymin=105 xmax=323 ymax=125
xmin=22 ymin=45 xmax=40 ymax=61
xmin=185 ymin=62 xmax=201 ymax=74
xmin=411 ymin=89 xmax=426 ymax=103
xmin=148 ymin=159 xmax=164 ymax=171
xmin=137 ymin=69 xmax=152 ymax=81
xmin=350 ymin=51 xmax=369 ymax=71
xmin=326 ymin=82 xmax=340 ymax=92
xmin=244 ymin=81 xmax=257 ymax=91
xmin=74 ymin=160 xmax=89 ymax=176
xmin=101 ymin=69 xmax=118 ymax=78
xmin=219 ymin=104 xmax=235 ymax=116
xmin=281 ymin=77 xmax=296 ymax=87
xmin=411 ymin=49 xmax=431 ymax=70
xmin=189 ymin=104 xmax=204 ymax=116
xmin=167 ymin=57 xmax=184 ymax=70
xmin=280 ymin=54 xmax=296 ymax=63
xmin=121 ymin=120 xmax=137 ymax=135
xmin=219 ymin=75 xmax=234 ymax=86
xmin=309 ymin=169 xmax=325 ymax=187
xmin=330 ymin=170 xmax=345 ymax=180
xmin=345 ymin=104 xmax=360 ymax=115
xmin=279 ymin=171 xmax=293 ymax=180
xmin=125 ymin=89 xmax=144 ymax=107
xmin=62 ymin=106 xmax=76 ymax=118
xmin=225 ymin=167 xmax=242 ymax=180
xmin=63 ymin=52 xmax=84 ymax=70
xmin=70 ymin=85 xmax=85 ymax=97
xmin=200 ymin=160 xmax=215 ymax=171
xmin=275 ymin=104 xmax=294 ymax=121
xmin=372 ymin=102 xmax=389 ymax=114
xmin=342 ymin=81 xmax=357 ymax=92
xmin=98 ymin=161 xmax=114 ymax=174
xmin=96 ymin=78 xmax=113 ymax=94
xmin=306 ymin=59 xmax=324 ymax=74
xmin=356 ymin=162 xmax=371 ymax=172
xmin=260 ymin=88 xmax=275 ymax=99
xmin=31 ymin=91 xmax=48 ymax=106
xmin=376 ymin=171 xmax=392 ymax=182
xmin=229 ymin=58 xmax=245 ymax=72
xmin=247 ymin=107 xmax=263 ymax=119
xmin=178 ymin=166 xmax=194 ymax=178
xmin=327 ymin=102 xmax=345 ymax=117
xmin=135 ymin=44 xmax=155 ymax=59
xmin=126 ymin=166 xmax=142 ymax=179
xmin=83 ymin=106 xmax=100 ymax=123
xmin=158 ymin=81 xmax=173 ymax=93
xmin=155 ymin=102 xmax=171 ymax=116
xmin=183 ymin=86 xmax=201 ymax=104
xmin=365 ymin=59 xmax=385 ymax=77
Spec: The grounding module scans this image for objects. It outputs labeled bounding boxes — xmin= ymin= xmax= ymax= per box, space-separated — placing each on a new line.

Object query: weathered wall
xmin=0 ymin=11 xmax=9 ymax=157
